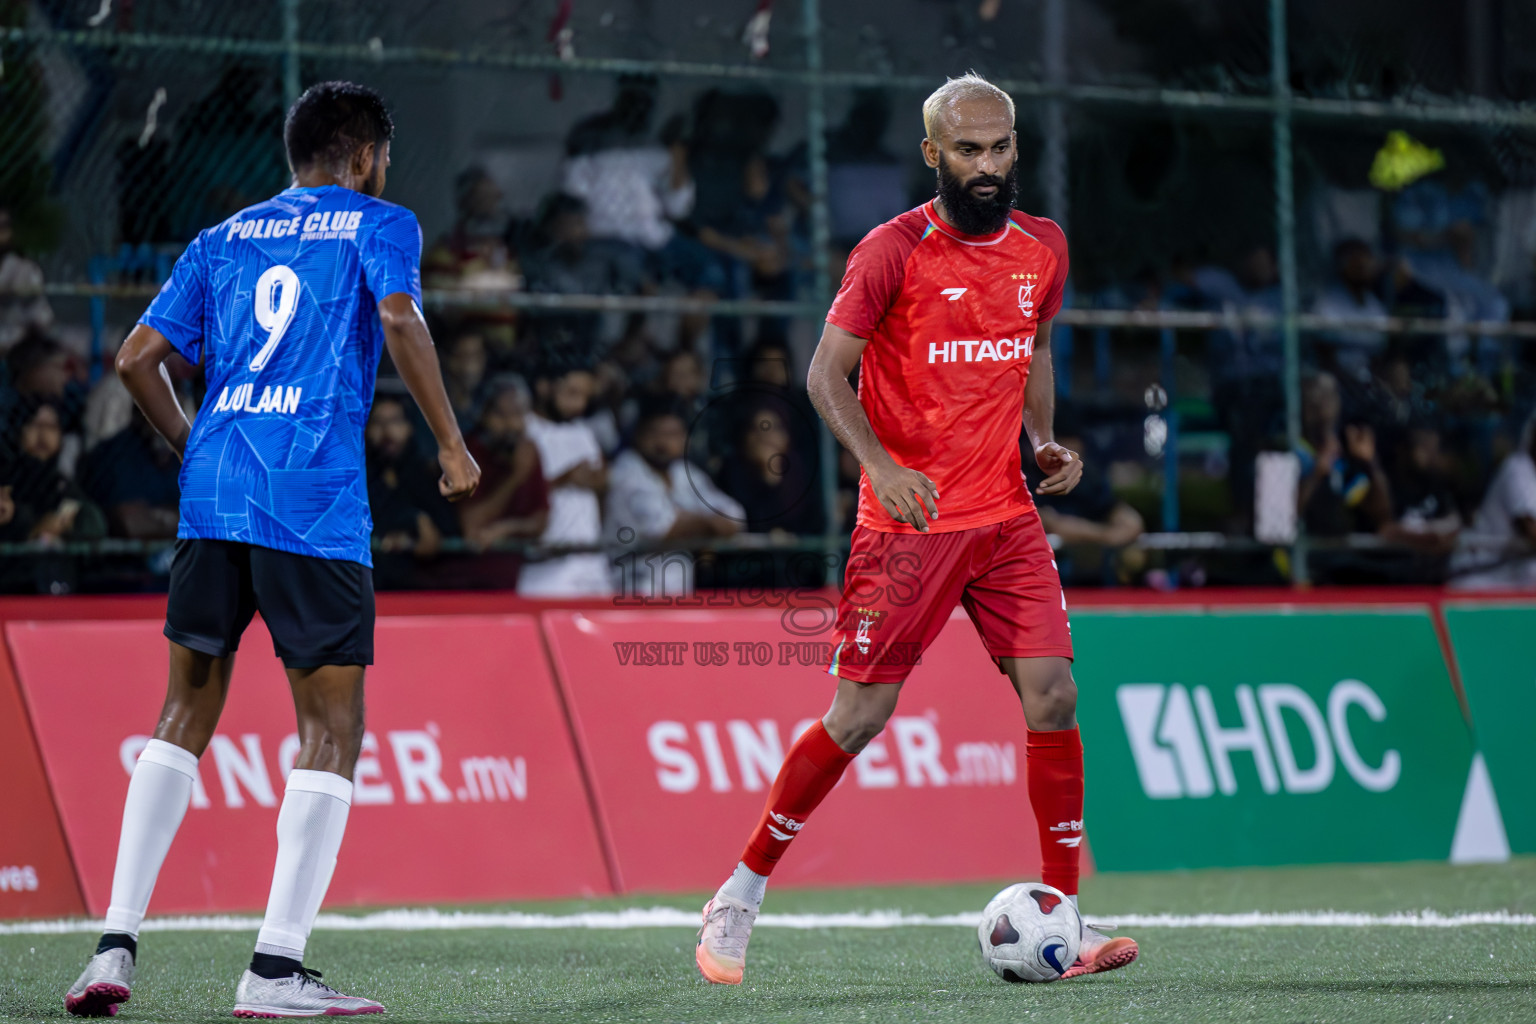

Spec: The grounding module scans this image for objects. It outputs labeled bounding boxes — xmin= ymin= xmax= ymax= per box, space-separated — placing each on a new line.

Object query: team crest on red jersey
xmin=1015 ymin=272 xmax=1039 ymax=318
xmin=851 ymin=606 xmax=886 ymax=654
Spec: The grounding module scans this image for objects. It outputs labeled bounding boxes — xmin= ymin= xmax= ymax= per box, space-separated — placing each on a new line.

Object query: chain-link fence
xmin=1 ymin=0 xmax=1534 ymax=595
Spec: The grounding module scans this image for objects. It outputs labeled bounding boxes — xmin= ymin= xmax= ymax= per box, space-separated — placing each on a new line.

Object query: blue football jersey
xmin=140 ymin=185 xmax=422 ymax=566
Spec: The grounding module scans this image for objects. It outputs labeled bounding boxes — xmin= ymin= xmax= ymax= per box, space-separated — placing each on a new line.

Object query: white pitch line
xmin=4 ymin=907 xmax=1536 ymax=935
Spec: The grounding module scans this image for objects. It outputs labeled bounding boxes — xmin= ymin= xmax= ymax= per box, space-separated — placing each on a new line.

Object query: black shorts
xmin=164 ymin=539 xmax=375 ymax=669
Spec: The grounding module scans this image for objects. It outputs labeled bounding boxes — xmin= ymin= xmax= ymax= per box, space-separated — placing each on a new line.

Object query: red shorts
xmin=827 ymin=509 xmax=1073 ymax=684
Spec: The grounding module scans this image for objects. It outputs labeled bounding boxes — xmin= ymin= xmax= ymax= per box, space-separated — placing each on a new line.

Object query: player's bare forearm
xmin=379 ymin=294 xmax=464 ymax=452
xmin=116 ymin=325 xmax=191 ymax=459
xmin=378 ymin=293 xmax=480 ymax=501
xmin=1025 ymin=322 xmax=1084 ymax=496
xmin=1021 ymin=321 xmax=1055 ymax=452
xmin=808 ymin=322 xmax=940 ymax=531
xmin=807 ymin=324 xmax=892 ymax=474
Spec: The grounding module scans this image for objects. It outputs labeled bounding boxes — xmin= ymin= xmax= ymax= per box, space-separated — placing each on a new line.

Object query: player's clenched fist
xmin=1034 ymin=441 xmax=1082 ymax=496
xmin=867 ymin=458 xmax=941 ymax=532
xmin=438 ymin=444 xmax=482 ymax=502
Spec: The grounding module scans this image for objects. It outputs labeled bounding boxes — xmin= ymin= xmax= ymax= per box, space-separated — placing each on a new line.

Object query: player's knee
xmin=297 ymin=706 xmax=365 ymax=774
xmin=329 ymin=705 xmax=366 ymax=762
xmin=831 ymin=713 xmax=888 ymax=753
xmin=152 ymin=717 xmax=216 ymax=759
xmin=153 ymin=696 xmax=223 ymax=757
xmin=1029 ymin=669 xmax=1077 ymax=731
xmin=823 ymin=692 xmax=898 ymax=753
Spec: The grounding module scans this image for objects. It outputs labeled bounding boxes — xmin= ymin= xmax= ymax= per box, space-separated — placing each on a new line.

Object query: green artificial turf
xmin=4 ymin=860 xmax=1533 ymax=1024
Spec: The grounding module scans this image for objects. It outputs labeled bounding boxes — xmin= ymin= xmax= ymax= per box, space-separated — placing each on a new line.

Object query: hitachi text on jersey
xmin=926 ymin=335 xmax=1035 ymax=364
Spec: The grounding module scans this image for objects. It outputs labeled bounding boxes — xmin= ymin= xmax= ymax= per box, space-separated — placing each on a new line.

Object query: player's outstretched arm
xmin=378 ymin=293 xmax=481 ymax=502
xmin=116 ymin=325 xmax=192 ymax=459
xmin=807 ymin=322 xmax=940 ymax=532
xmin=1024 ymin=321 xmax=1083 ymax=496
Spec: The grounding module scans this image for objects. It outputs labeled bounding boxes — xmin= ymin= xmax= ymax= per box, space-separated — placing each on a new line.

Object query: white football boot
xmin=65 ymin=948 xmax=135 ymax=1017
xmin=695 ymin=893 xmax=759 ymax=985
xmin=232 ymin=967 xmax=383 ymax=1017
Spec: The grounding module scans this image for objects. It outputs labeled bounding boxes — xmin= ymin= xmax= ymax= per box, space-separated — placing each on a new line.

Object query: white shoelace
xmin=707 ymin=903 xmax=756 ymax=960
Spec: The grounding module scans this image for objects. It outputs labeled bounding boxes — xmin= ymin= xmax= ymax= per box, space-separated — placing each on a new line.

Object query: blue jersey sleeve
xmin=139 ymin=232 xmax=209 ymax=363
xmin=361 ymin=207 xmax=422 ymax=305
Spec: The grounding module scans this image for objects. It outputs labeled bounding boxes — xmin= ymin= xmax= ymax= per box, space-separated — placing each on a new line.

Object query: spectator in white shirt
xmin=519 ymin=364 xmax=613 ymax=597
xmin=0 ymin=207 xmax=53 ymax=352
xmin=563 ymin=79 xmax=695 ymax=253
xmin=607 ymin=400 xmax=743 ymax=600
xmin=561 ymin=78 xmax=724 ymax=347
xmin=1450 ymin=413 xmax=1536 ymax=590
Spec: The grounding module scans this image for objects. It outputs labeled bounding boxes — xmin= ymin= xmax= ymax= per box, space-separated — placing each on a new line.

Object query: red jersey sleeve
xmin=1015 ymin=213 xmax=1070 ymax=321
xmin=825 ymin=214 xmax=925 ymax=339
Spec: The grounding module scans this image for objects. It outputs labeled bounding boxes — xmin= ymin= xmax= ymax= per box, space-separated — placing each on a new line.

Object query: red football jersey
xmin=826 ymin=199 xmax=1069 ymax=534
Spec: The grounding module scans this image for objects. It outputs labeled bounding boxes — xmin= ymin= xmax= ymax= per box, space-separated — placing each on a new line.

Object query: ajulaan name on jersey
xmin=225 ymin=210 xmax=366 ymax=243
xmin=210 ymin=382 xmax=302 ymax=415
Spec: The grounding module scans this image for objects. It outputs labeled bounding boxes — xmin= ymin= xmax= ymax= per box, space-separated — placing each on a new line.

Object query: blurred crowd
xmin=1097 ymin=169 xmax=1533 ymax=585
xmin=1 ymin=77 xmax=1534 ymax=595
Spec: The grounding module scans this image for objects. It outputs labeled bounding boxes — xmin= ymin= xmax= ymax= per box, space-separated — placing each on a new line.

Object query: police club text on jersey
xmin=225 ymin=209 xmax=366 ymax=243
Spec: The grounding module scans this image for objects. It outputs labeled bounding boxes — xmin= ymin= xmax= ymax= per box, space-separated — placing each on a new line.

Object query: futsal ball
xmin=977 ymin=882 xmax=1082 ymax=983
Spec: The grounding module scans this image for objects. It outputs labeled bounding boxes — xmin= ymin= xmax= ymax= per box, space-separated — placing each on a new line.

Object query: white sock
xmin=718 ymin=861 xmax=768 ymax=907
xmin=255 ymin=770 xmax=353 ymax=960
xmin=103 ymin=739 xmax=199 ymax=937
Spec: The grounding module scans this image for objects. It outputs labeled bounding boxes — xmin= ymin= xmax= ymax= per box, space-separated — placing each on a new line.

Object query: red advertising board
xmin=542 ymin=608 xmax=1052 ymax=893
xmin=8 ymin=615 xmax=611 ymax=915
xmin=0 ymin=642 xmax=85 ymax=919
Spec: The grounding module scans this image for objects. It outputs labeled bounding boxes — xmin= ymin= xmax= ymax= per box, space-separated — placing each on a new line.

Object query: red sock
xmin=741 ymin=720 xmax=855 ymax=875
xmin=1027 ymin=726 xmax=1084 ymax=896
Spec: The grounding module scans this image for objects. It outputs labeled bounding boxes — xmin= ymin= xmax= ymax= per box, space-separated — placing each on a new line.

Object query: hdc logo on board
xmin=1116 ymin=680 xmax=1401 ymax=799
xmin=117 ymin=728 xmax=529 ymax=808
xmin=646 ymin=715 xmax=1018 ymax=793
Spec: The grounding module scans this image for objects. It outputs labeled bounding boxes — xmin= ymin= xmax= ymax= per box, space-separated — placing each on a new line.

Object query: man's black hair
xmin=534 ymin=192 xmax=589 ymax=239
xmin=370 ymin=392 xmax=408 ymax=412
xmin=454 ymin=166 xmax=494 ymax=207
xmin=1333 ymin=237 xmax=1373 ymax=262
xmin=5 ymin=394 xmax=64 ymax=450
xmin=6 ymin=329 xmax=64 ymax=382
xmin=284 ymin=81 xmax=395 ymax=172
xmin=635 ymin=395 xmax=689 ymax=431
xmin=534 ymin=346 xmax=595 ymax=384
xmin=480 ymin=376 xmax=531 ymax=417
xmin=745 ymin=338 xmax=791 ymax=367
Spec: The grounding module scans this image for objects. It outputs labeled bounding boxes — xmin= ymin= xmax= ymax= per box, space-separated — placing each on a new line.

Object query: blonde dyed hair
xmin=922 ymin=72 xmax=1015 ymax=141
